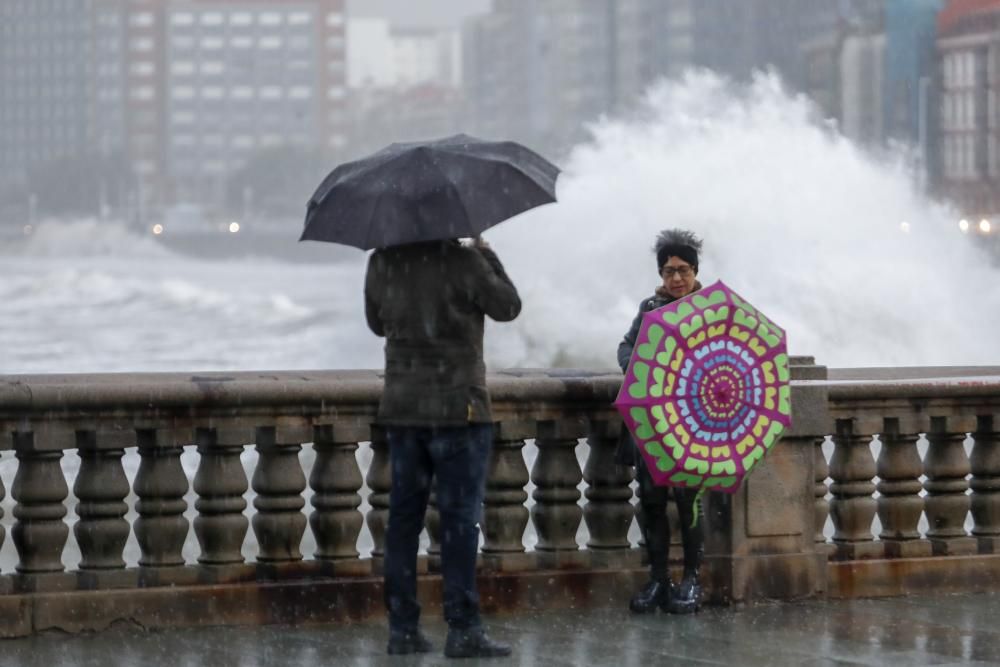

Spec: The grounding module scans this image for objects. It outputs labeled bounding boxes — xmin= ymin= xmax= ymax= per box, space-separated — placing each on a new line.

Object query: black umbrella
xmin=299 ymin=134 xmax=560 ymax=249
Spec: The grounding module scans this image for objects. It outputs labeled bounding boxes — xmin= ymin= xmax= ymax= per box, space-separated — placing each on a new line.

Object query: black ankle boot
xmin=444 ymin=626 xmax=511 ymax=659
xmin=386 ymin=628 xmax=433 ymax=655
xmin=666 ymin=572 xmax=702 ymax=614
xmin=629 ymin=579 xmax=672 ymax=614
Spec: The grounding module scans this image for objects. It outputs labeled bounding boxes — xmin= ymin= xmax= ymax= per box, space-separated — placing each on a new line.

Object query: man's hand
xmin=471 ymin=236 xmax=491 ymax=251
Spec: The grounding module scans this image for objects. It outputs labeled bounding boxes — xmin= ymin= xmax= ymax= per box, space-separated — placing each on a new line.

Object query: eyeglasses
xmin=662 ymin=266 xmax=694 ymax=278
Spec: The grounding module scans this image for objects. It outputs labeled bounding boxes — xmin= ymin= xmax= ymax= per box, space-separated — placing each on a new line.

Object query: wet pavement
xmin=2 ymin=593 xmax=999 ymax=666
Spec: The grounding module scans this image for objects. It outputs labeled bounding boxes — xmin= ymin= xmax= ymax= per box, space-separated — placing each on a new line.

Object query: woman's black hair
xmin=654 ymin=229 xmax=702 ymax=273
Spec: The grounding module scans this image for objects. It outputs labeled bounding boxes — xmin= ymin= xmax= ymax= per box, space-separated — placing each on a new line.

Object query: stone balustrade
xmin=821 ymin=372 xmax=1000 ymax=566
xmin=0 ymin=361 xmax=999 ymax=635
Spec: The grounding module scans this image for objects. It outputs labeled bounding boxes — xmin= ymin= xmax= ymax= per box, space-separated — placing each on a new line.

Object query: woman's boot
xmin=629 ymin=578 xmax=672 ymax=613
xmin=666 ymin=568 xmax=702 ymax=614
xmin=667 ymin=489 xmax=704 ymax=614
xmin=631 ymin=500 xmax=671 ymax=613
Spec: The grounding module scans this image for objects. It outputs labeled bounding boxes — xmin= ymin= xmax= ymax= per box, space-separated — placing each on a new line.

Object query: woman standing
xmin=616 ymin=228 xmax=705 ymax=615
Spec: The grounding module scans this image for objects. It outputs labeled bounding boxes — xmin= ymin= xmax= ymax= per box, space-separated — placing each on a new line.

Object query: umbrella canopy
xmin=614 ymin=280 xmax=792 ymax=493
xmin=300 ymin=134 xmax=560 ymax=249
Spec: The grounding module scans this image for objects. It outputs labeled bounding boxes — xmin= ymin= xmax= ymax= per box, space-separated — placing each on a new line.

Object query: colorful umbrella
xmin=614 ymin=280 xmax=792 ymax=493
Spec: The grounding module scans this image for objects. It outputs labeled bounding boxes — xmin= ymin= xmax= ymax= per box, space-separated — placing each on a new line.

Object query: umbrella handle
xmin=691 ymin=487 xmax=707 ymax=528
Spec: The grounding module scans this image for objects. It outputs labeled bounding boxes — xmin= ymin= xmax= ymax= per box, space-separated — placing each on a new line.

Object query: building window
xmin=201 ymin=61 xmax=224 ymax=75
xmin=201 ymin=12 xmax=224 ymax=26
xmin=231 ymin=36 xmax=253 ymax=49
xmin=201 ymin=86 xmax=224 ymax=99
xmin=130 ymin=62 xmax=155 ymax=75
xmin=289 ymin=12 xmax=311 ymax=25
xmin=289 ymin=86 xmax=311 ymax=99
xmin=201 ymin=37 xmax=224 ymax=50
xmin=171 ymin=13 xmax=194 ymax=26
xmin=173 ymin=86 xmax=196 ymax=99
xmin=130 ymin=86 xmax=156 ymax=100
xmin=130 ymin=12 xmax=155 ymax=27
xmin=131 ymin=37 xmax=154 ymax=51
xmin=231 ymin=12 xmax=253 ymax=26
xmin=326 ymin=12 xmax=344 ymax=26
xmin=172 ymin=61 xmax=195 ymax=76
xmin=260 ymin=86 xmax=283 ymax=100
xmin=260 ymin=36 xmax=283 ymax=50
xmin=231 ymin=86 xmax=253 ymax=99
xmin=259 ymin=12 xmax=282 ymax=26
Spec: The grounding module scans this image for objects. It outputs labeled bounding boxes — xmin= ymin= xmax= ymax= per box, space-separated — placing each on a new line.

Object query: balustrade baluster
xmin=135 ymin=429 xmax=190 ymax=569
xmin=814 ymin=438 xmax=831 ymax=553
xmin=365 ymin=428 xmax=390 ymax=565
xmin=74 ymin=431 xmax=130 ymax=571
xmin=11 ymin=432 xmax=69 ymax=574
xmin=193 ymin=428 xmax=249 ymax=565
xmin=971 ymin=415 xmax=1000 ymax=553
xmin=531 ymin=423 xmax=584 ymax=567
xmin=309 ymin=425 xmax=364 ymax=564
xmin=0 ymin=453 xmax=6 ymax=555
xmin=583 ymin=420 xmax=633 ymax=563
xmin=925 ymin=416 xmax=977 ymax=555
xmin=482 ymin=434 xmax=530 ymax=567
xmin=252 ymin=427 xmax=306 ymax=564
xmin=829 ymin=419 xmax=882 ymax=559
xmin=876 ymin=418 xmax=930 ymax=558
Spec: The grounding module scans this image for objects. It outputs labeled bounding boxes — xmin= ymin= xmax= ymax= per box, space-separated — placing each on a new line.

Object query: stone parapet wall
xmin=0 ymin=361 xmax=997 ymax=636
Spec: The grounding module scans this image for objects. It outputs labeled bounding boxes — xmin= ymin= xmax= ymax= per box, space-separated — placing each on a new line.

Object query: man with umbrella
xmin=302 ymin=135 xmax=558 ymax=658
xmin=365 ymin=235 xmax=519 ymax=658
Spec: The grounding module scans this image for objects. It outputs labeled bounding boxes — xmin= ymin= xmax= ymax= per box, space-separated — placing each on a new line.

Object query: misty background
xmin=1 ymin=0 xmax=999 ymax=374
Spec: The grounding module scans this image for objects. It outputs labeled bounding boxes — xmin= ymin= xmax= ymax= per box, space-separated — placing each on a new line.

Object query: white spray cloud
xmin=487 ymin=70 xmax=999 ymax=369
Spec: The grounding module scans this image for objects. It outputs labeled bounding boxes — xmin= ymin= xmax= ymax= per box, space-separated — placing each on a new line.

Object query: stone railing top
xmin=6 ymin=366 xmax=996 ymax=407
xmin=0 ymin=368 xmax=629 ymax=413
xmin=822 ymin=375 xmax=1000 ymax=401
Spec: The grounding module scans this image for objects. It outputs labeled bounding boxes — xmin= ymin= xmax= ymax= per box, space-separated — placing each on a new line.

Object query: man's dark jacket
xmin=364 ymin=240 xmax=521 ymax=426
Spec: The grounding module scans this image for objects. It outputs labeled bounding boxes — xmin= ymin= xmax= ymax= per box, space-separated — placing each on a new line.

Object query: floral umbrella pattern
xmin=614 ymin=280 xmax=792 ymax=493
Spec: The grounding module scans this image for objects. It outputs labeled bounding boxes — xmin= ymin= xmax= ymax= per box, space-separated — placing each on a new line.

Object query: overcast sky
xmin=347 ymin=0 xmax=491 ymax=28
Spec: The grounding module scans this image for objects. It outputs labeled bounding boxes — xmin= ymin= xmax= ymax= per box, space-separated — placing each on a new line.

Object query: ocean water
xmin=4 ymin=72 xmax=998 ymax=377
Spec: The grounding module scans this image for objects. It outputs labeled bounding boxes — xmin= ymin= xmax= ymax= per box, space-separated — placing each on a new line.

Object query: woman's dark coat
xmin=615 ymin=282 xmax=702 ymax=466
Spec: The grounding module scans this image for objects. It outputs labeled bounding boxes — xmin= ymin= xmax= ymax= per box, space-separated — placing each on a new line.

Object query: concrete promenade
xmin=2 ymin=592 xmax=998 ymax=666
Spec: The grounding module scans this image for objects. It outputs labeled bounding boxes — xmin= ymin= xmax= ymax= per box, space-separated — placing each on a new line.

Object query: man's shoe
xmin=387 ymin=629 xmax=434 ymax=655
xmin=666 ymin=573 xmax=702 ymax=614
xmin=629 ymin=579 xmax=671 ymax=614
xmin=444 ymin=626 xmax=512 ymax=659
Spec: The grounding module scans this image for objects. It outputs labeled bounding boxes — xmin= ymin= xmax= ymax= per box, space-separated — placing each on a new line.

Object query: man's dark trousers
xmin=383 ymin=423 xmax=492 ymax=633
